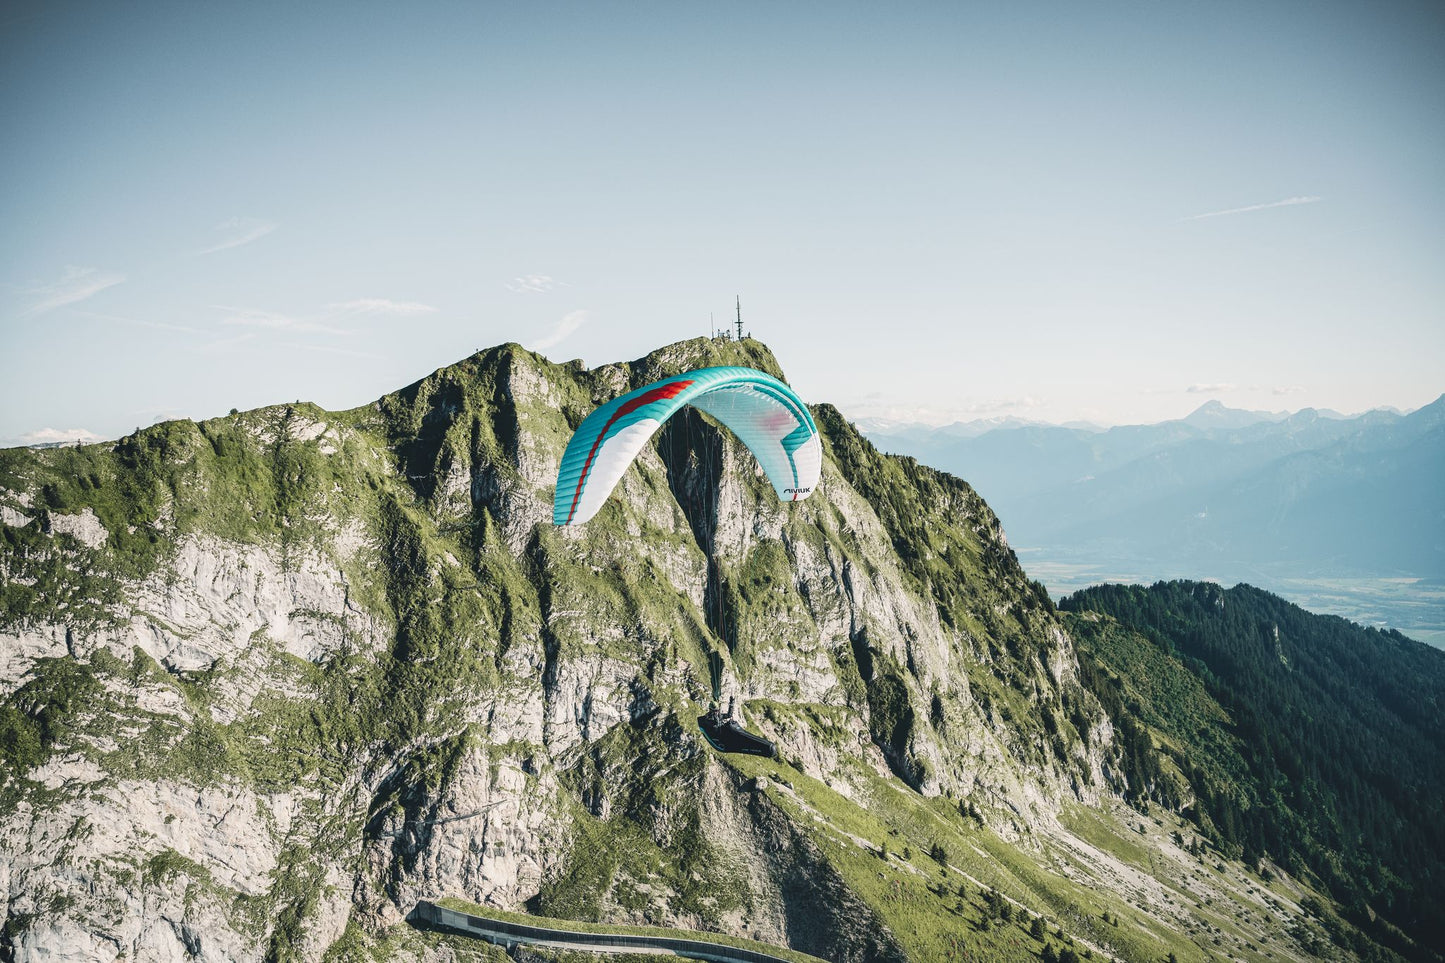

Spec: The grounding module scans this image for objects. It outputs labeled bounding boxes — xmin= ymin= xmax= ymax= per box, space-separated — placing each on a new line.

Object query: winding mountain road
xmin=412 ymin=900 xmax=823 ymax=962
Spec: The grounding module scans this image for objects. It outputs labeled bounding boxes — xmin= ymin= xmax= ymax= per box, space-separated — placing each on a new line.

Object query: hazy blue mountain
xmin=861 ymin=397 xmax=1445 ymax=642
xmin=1179 ymin=399 xmax=1289 ymax=430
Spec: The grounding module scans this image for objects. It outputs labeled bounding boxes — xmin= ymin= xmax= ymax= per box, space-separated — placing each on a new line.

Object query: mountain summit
xmin=1179 ymin=399 xmax=1288 ymax=430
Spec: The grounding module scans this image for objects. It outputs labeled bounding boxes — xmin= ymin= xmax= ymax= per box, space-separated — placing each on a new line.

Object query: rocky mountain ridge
xmin=0 ymin=338 xmax=1380 ymax=962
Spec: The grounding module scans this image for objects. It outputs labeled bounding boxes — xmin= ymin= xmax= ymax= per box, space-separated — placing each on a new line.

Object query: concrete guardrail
xmin=411 ymin=900 xmax=812 ymax=963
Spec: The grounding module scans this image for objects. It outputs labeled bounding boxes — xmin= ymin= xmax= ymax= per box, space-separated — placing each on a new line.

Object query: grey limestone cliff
xmin=0 ymin=339 xmax=1312 ymax=963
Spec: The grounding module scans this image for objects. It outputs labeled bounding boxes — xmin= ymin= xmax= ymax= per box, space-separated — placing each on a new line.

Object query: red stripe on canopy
xmin=565 ymin=379 xmax=694 ymax=524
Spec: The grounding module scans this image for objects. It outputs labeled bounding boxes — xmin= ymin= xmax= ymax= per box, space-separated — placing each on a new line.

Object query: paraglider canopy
xmin=554 ymin=366 xmax=821 ymax=526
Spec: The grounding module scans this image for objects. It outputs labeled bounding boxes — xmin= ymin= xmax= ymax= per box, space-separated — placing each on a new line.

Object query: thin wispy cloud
xmin=22 ymin=266 xmax=126 ymax=317
xmin=196 ymin=331 xmax=258 ymax=354
xmin=208 ymin=296 xmax=435 ymax=345
xmin=528 ymin=310 xmax=589 ymax=351
xmin=1182 ymin=196 xmax=1321 ymax=221
xmin=20 ymin=427 xmax=104 ymax=446
xmin=215 ymin=306 xmax=347 ymax=335
xmin=114 ymin=407 xmax=189 ymax=427
xmin=329 ymin=298 xmax=437 ymax=316
xmin=507 ymin=274 xmax=563 ymax=294
xmin=1273 ymin=384 xmax=1307 ymax=395
xmin=278 ymin=341 xmax=386 ymax=361
xmin=842 ymin=395 xmax=1046 ymax=427
xmin=196 ymin=217 xmax=277 ymax=255
xmin=857 ymin=407 xmax=954 ymax=426
xmin=74 ymin=309 xmax=205 ymax=335
xmin=1187 ymin=382 xmax=1236 ymax=393
xmin=964 ymin=396 xmax=1044 ymax=415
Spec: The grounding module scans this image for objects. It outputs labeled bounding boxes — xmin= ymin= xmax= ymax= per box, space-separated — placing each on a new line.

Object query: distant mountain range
xmin=859 ymin=396 xmax=1445 ymax=641
xmin=852 ymin=398 xmax=1376 ymax=442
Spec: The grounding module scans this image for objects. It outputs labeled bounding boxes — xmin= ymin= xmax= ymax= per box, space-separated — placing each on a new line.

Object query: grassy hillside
xmin=1063 ymin=581 xmax=1445 ymax=962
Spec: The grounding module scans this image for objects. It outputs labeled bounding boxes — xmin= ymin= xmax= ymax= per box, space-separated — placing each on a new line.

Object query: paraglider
xmin=553 ymin=366 xmax=821 ymax=527
xmin=553 ymin=365 xmax=821 ymax=758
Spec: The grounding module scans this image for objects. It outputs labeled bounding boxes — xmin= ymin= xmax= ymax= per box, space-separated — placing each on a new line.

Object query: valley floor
xmin=1019 ymin=549 xmax=1445 ymax=649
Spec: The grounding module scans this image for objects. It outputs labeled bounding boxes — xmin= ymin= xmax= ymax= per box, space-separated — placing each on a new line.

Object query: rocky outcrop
xmin=0 ymin=339 xmax=1120 ymax=962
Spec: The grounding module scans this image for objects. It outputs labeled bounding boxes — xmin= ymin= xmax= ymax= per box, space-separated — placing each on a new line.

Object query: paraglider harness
xmin=698 ymin=696 xmax=776 ymax=759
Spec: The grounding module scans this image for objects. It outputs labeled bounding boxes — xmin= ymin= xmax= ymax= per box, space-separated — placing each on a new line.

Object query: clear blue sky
xmin=3 ymin=0 xmax=1442 ymax=443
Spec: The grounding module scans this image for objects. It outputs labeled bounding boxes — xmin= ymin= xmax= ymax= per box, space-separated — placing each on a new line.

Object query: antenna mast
xmin=735 ymin=296 xmax=743 ymax=340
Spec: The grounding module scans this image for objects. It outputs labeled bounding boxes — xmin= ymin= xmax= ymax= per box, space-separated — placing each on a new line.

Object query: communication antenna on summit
xmin=735 ymin=296 xmax=743 ymax=340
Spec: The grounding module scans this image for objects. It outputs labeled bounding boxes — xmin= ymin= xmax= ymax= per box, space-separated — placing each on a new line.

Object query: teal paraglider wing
xmin=554 ymin=366 xmax=821 ymax=526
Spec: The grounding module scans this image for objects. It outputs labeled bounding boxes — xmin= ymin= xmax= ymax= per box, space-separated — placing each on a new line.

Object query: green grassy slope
xmin=1064 ymin=581 xmax=1445 ymax=962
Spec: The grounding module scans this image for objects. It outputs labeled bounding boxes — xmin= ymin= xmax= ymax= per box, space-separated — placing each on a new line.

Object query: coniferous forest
xmin=1062 ymin=580 xmax=1445 ymax=962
